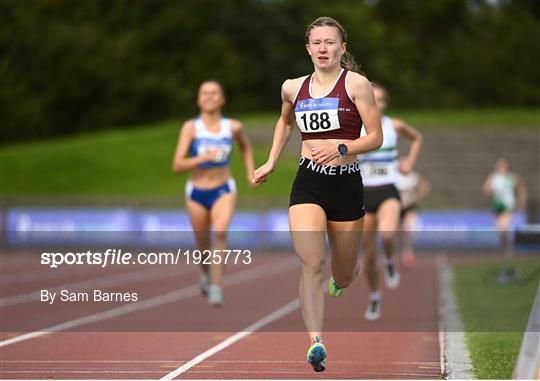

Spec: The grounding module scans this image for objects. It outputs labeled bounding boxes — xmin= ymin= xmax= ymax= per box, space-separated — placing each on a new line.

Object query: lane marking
xmin=514 ymin=280 xmax=540 ymax=379
xmin=0 ymin=369 xmax=441 ymax=376
xmin=1 ymin=255 xmax=157 ymax=283
xmin=0 ymin=359 xmax=442 ymax=364
xmin=0 ymin=256 xmax=298 ymax=348
xmin=160 ymin=298 xmax=300 ymax=380
xmin=438 ymin=328 xmax=446 ymax=378
xmin=160 ymin=276 xmax=334 ymax=380
xmin=436 ymin=254 xmax=474 ymax=379
xmin=436 ymin=254 xmax=448 ymax=379
xmin=364 ymin=371 xmax=441 ymax=377
xmin=1 ymin=265 xmax=134 ymax=284
xmin=1 ymin=265 xmax=192 ymax=307
xmin=0 ymin=370 xmax=169 ymax=374
xmin=1 ymin=360 xmax=186 ymax=363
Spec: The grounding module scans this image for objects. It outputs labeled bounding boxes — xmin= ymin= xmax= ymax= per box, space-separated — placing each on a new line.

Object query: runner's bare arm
xmin=172 ymin=121 xmax=216 ymax=173
xmin=516 ymin=174 xmax=528 ymax=210
xmin=394 ymin=118 xmax=423 ymax=174
xmin=231 ymin=120 xmax=256 ymax=186
xmin=253 ymin=79 xmax=299 ymax=183
xmin=344 ymin=73 xmax=383 ymax=155
xmin=482 ymin=172 xmax=494 ymax=197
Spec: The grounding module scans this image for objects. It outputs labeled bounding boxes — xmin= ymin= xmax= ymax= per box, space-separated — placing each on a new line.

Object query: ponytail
xmin=340 ymin=51 xmax=362 ymax=74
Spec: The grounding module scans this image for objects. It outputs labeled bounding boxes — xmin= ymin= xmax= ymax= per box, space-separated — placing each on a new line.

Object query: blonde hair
xmin=305 ymin=16 xmax=361 ymax=73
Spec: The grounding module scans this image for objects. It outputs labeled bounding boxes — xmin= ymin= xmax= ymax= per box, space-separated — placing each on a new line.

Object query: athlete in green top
xmin=482 ymin=157 xmax=527 ymax=254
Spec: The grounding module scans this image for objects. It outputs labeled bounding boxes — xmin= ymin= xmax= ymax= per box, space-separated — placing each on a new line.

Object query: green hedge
xmin=2 ymin=0 xmax=539 ymax=143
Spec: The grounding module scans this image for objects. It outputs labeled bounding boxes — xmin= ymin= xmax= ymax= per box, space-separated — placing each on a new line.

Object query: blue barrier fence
xmin=2 ymin=208 xmax=531 ymax=250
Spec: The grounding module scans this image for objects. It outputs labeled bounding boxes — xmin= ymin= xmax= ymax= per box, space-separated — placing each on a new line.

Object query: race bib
xmin=361 ymin=162 xmax=395 ymax=178
xmin=197 ymin=144 xmax=231 ymax=163
xmin=295 ymin=97 xmax=341 ymax=133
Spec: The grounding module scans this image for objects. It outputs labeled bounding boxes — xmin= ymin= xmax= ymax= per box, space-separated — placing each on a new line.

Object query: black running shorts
xmin=364 ymin=184 xmax=401 ymax=214
xmin=289 ymin=157 xmax=365 ymax=221
xmin=400 ymin=203 xmax=418 ymax=219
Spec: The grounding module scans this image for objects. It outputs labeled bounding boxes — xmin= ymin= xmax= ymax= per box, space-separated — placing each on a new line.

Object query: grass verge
xmin=453 ymin=257 xmax=540 ymax=379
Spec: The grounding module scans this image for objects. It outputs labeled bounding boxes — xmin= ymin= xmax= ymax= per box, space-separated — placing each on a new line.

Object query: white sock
xmin=370 ymin=291 xmax=381 ymax=301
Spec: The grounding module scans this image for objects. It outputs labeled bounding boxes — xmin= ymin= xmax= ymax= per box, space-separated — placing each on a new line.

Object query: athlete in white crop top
xmin=359 ymin=115 xmax=399 ymax=186
xmin=360 ymin=83 xmax=423 ymax=321
xmin=173 ymin=80 xmax=255 ymax=307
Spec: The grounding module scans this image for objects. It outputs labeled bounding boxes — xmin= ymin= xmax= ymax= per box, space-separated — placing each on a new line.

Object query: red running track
xmin=0 ymin=250 xmax=441 ymax=379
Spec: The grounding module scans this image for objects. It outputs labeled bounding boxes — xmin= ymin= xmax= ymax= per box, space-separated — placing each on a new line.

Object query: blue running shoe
xmin=306 ymin=341 xmax=327 ymax=372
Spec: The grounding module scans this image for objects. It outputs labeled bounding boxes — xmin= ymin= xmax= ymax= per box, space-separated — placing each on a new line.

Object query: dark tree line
xmin=1 ymin=0 xmax=539 ymax=143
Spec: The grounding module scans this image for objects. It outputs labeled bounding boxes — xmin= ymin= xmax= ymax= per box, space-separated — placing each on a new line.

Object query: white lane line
xmin=0 ymin=370 xmax=440 ymax=376
xmin=160 ymin=297 xmax=300 ymax=380
xmin=1 ymin=370 xmax=168 ymax=374
xmin=1 ymin=360 xmax=187 ymax=363
xmin=436 ymin=254 xmax=448 ymax=379
xmin=1 ymin=266 xmax=101 ymax=284
xmin=0 ymin=256 xmax=298 ymax=348
xmin=514 ymin=281 xmax=540 ymax=379
xmin=1 ymin=265 xmax=192 ymax=307
xmin=0 ymin=261 xmax=167 ymax=284
xmin=0 ymin=359 xmax=442 ymax=364
xmin=188 ymin=370 xmax=438 ymax=376
xmin=438 ymin=326 xmax=446 ymax=378
xmin=436 ymin=254 xmax=474 ymax=380
xmin=436 ymin=254 xmax=450 ymax=380
xmin=161 ymin=276 xmax=324 ymax=380
xmin=364 ymin=371 xmax=441 ymax=377
xmin=0 ymin=254 xmax=135 ymax=283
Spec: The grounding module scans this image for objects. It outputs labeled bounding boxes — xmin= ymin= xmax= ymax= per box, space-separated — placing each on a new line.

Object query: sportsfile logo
xmin=40 ymin=249 xmax=182 ymax=268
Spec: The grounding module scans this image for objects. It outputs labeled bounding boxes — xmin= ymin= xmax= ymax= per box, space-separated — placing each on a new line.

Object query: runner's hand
xmin=203 ymin=148 xmax=220 ymax=162
xmin=247 ymin=172 xmax=258 ymax=188
xmin=311 ymin=145 xmax=339 ymax=165
xmin=399 ymin=157 xmax=413 ymax=174
xmin=253 ymin=162 xmax=274 ymax=184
